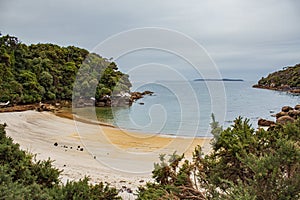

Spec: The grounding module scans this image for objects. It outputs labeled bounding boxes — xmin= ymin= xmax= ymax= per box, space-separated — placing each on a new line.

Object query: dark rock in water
xmin=130 ymin=92 xmax=143 ymax=101
xmin=130 ymin=91 xmax=154 ymax=103
xmin=295 ymin=104 xmax=300 ymax=110
xmin=139 ymin=102 xmax=145 ymax=105
xmin=276 ymin=116 xmax=295 ymax=125
xmin=142 ymin=90 xmax=154 ymax=95
xmin=282 ymin=106 xmax=293 ymax=112
xmin=276 ymin=111 xmax=288 ymax=119
xmin=258 ymin=118 xmax=275 ymax=126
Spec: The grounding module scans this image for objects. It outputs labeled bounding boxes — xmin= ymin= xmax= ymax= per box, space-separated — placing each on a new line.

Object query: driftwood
xmin=0 ymin=101 xmax=10 ymax=107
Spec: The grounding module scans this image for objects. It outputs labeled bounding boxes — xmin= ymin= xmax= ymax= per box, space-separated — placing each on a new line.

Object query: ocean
xmin=76 ymin=81 xmax=300 ymax=137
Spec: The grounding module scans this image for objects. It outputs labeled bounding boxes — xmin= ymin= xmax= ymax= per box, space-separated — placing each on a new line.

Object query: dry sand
xmin=0 ymin=110 xmax=212 ymax=199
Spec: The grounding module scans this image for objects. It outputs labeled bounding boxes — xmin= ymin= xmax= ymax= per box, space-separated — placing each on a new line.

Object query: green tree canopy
xmin=0 ymin=34 xmax=131 ymax=104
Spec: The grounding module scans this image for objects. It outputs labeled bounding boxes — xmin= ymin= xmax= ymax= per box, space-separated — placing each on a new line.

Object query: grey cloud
xmin=0 ymin=0 xmax=299 ymax=81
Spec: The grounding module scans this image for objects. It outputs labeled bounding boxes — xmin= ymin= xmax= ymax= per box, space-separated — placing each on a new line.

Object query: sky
xmin=1 ymin=0 xmax=300 ymax=81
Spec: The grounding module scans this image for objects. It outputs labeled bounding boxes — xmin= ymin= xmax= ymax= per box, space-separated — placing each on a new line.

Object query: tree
xmin=137 ymin=118 xmax=300 ymax=200
xmin=0 ymin=34 xmax=132 ymax=104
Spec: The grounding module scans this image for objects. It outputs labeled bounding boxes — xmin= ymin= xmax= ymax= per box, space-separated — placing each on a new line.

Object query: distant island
xmin=253 ymin=63 xmax=300 ymax=94
xmin=194 ymin=78 xmax=244 ymax=82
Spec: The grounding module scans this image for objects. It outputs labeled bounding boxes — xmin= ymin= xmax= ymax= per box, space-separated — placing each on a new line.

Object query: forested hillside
xmin=0 ymin=34 xmax=131 ymax=105
xmin=253 ymin=63 xmax=300 ymax=93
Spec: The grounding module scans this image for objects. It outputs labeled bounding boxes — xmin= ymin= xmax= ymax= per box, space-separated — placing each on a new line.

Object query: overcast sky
xmin=1 ymin=0 xmax=300 ymax=81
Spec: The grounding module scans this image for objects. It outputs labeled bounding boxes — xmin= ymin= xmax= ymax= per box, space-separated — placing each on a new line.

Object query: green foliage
xmin=48 ymin=177 xmax=121 ymax=200
xmin=137 ymin=117 xmax=300 ymax=200
xmin=210 ymin=113 xmax=223 ymax=145
xmin=257 ymin=63 xmax=300 ymax=88
xmin=0 ymin=34 xmax=131 ymax=104
xmin=137 ymin=152 xmax=206 ymax=200
xmin=0 ymin=124 xmax=120 ymax=199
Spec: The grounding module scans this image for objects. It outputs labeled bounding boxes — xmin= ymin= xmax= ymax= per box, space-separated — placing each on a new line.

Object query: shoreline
xmin=0 ymin=110 xmax=212 ymax=198
xmin=253 ymin=84 xmax=300 ymax=94
xmin=55 ymin=108 xmax=213 ymax=139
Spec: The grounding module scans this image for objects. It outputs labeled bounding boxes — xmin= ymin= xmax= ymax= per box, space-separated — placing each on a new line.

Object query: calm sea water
xmin=76 ymin=81 xmax=300 ymax=137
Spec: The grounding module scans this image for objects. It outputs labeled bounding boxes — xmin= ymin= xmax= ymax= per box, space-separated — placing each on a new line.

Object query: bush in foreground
xmin=0 ymin=124 xmax=120 ymax=200
xmin=137 ymin=117 xmax=300 ymax=200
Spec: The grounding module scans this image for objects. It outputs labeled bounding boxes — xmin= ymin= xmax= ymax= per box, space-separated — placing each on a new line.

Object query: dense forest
xmin=0 ymin=34 xmax=131 ymax=105
xmin=253 ymin=63 xmax=300 ymax=93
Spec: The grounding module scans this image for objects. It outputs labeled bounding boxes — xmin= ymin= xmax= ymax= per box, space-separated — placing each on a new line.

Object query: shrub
xmin=137 ymin=117 xmax=300 ymax=200
xmin=0 ymin=124 xmax=120 ymax=199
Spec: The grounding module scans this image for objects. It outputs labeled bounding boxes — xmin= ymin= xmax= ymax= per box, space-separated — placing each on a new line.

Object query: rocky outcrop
xmin=253 ymin=63 xmax=300 ymax=94
xmin=74 ymin=91 xmax=154 ymax=108
xmin=278 ymin=105 xmax=300 ymax=120
xmin=130 ymin=91 xmax=153 ymax=102
xmin=281 ymin=106 xmax=293 ymax=112
xmin=258 ymin=118 xmax=275 ymax=126
xmin=288 ymin=110 xmax=300 ymax=118
xmin=258 ymin=105 xmax=299 ymax=127
xmin=275 ymin=111 xmax=287 ymax=118
xmin=276 ymin=116 xmax=295 ymax=125
xmin=36 ymin=103 xmax=58 ymax=112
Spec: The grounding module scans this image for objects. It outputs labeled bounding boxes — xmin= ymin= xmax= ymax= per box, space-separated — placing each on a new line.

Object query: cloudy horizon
xmin=1 ymin=0 xmax=300 ymax=81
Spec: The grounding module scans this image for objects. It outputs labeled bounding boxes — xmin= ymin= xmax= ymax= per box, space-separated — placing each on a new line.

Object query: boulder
xmin=281 ymin=106 xmax=293 ymax=112
xmin=258 ymin=118 xmax=275 ymax=126
xmin=288 ymin=110 xmax=300 ymax=119
xmin=276 ymin=116 xmax=295 ymax=125
xmin=36 ymin=104 xmax=56 ymax=112
xmin=275 ymin=111 xmax=287 ymax=119
xmin=290 ymin=89 xmax=300 ymax=94
xmin=295 ymin=104 xmax=300 ymax=110
xmin=142 ymin=90 xmax=154 ymax=95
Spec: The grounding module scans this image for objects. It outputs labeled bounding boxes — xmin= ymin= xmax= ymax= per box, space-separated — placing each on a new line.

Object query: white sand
xmin=0 ymin=110 xmax=211 ymax=199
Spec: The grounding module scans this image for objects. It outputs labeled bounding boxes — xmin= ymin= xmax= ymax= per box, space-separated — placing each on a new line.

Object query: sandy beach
xmin=0 ymin=110 xmax=211 ymax=198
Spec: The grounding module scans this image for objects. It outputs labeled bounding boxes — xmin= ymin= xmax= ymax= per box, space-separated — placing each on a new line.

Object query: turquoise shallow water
xmin=76 ymin=81 xmax=300 ymax=137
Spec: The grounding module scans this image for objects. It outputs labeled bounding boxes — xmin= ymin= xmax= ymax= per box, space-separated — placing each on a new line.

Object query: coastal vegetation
xmin=1 ymin=113 xmax=299 ymax=199
xmin=253 ymin=63 xmax=300 ymax=93
xmin=0 ymin=123 xmax=120 ymax=199
xmin=137 ymin=116 xmax=300 ymax=199
xmin=0 ymin=34 xmax=131 ymax=105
